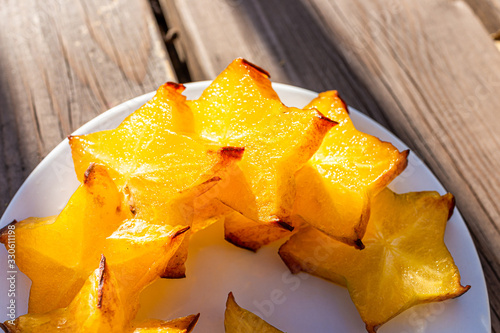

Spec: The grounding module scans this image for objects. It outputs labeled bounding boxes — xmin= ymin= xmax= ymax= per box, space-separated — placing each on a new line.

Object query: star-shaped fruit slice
xmin=280 ymin=188 xmax=470 ymax=332
xmin=293 ymin=91 xmax=408 ymax=248
xmin=69 ymin=82 xmax=242 ymax=228
xmin=69 ymin=83 xmax=244 ymax=276
xmin=187 ymin=58 xmax=336 ymax=250
xmin=0 ymin=164 xmax=129 ymax=313
xmin=0 ymin=164 xmax=189 ymax=314
xmin=224 ymin=292 xmax=284 ymax=333
xmin=103 ymin=219 xmax=190 ymax=318
xmin=0 ymin=256 xmax=200 ymax=333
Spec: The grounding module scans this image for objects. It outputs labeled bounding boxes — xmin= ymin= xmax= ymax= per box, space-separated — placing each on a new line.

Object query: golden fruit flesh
xmin=69 ymin=108 xmax=240 ymax=228
xmin=1 ymin=256 xmax=128 ymax=332
xmin=0 ymin=164 xmax=130 ymax=313
xmin=293 ymin=91 xmax=408 ymax=248
xmin=280 ymin=188 xmax=469 ymax=332
xmin=69 ymin=83 xmax=244 ymax=276
xmin=0 ymin=164 xmax=189 ymax=314
xmin=187 ymin=58 xmax=336 ymax=250
xmin=224 ymin=292 xmax=284 ymax=333
xmin=1 ymin=256 xmax=200 ymax=333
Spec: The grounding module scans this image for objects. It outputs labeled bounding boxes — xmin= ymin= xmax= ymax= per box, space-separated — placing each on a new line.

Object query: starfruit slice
xmin=69 ymin=83 xmax=241 ymax=228
xmin=1 ymin=256 xmax=200 ymax=333
xmin=1 ymin=255 xmax=128 ymax=332
xmin=0 ymin=164 xmax=129 ymax=313
xmin=187 ymin=58 xmax=336 ymax=250
xmin=104 ymin=220 xmax=190 ymax=318
xmin=224 ymin=292 xmax=284 ymax=333
xmin=70 ymin=83 xmax=244 ymax=276
xmin=293 ymin=91 xmax=408 ymax=248
xmin=280 ymin=188 xmax=470 ymax=332
xmin=0 ymin=164 xmax=189 ymax=314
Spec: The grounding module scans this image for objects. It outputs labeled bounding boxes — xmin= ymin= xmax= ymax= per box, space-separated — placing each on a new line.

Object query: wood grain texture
xmin=464 ymin=0 xmax=500 ymax=33
xmin=163 ymin=0 xmax=500 ymax=330
xmin=0 ymin=0 xmax=176 ymax=214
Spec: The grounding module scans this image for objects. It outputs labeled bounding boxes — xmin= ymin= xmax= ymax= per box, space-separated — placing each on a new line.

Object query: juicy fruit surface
xmin=2 ymin=256 xmax=127 ymax=333
xmin=69 ymin=83 xmax=240 ymax=228
xmin=1 ymin=257 xmax=200 ymax=333
xmin=280 ymin=189 xmax=469 ymax=332
xmin=69 ymin=83 xmax=244 ymax=277
xmin=224 ymin=292 xmax=284 ymax=333
xmin=0 ymin=165 xmax=189 ymax=314
xmin=293 ymin=91 xmax=408 ymax=247
xmin=0 ymin=165 xmax=130 ymax=313
xmin=187 ymin=58 xmax=335 ymax=249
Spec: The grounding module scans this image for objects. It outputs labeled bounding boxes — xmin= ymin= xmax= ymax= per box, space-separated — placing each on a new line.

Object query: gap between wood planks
xmin=149 ymin=0 xmax=192 ymax=83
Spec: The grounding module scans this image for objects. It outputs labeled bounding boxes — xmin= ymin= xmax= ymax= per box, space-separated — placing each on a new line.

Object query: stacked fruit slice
xmin=293 ymin=91 xmax=408 ymax=248
xmin=1 ymin=255 xmax=199 ymax=333
xmin=69 ymin=82 xmax=244 ymax=278
xmin=0 ymin=58 xmax=469 ymax=332
xmin=187 ymin=59 xmax=336 ymax=250
xmin=280 ymin=189 xmax=469 ymax=332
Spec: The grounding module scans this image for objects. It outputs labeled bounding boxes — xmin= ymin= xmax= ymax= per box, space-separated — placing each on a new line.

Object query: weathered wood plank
xmin=0 ymin=0 xmax=176 ymax=214
xmin=162 ymin=0 xmax=500 ymax=330
xmin=463 ymin=0 xmax=500 ymax=33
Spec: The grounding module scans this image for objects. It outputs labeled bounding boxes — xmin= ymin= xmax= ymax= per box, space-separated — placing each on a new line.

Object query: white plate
xmin=0 ymin=82 xmax=491 ymax=332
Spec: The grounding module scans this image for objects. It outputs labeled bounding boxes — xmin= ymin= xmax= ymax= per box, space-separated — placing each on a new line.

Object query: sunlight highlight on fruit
xmin=293 ymin=91 xmax=408 ymax=248
xmin=280 ymin=188 xmax=470 ymax=332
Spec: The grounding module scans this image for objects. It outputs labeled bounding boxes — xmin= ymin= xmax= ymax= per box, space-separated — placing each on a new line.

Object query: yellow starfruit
xmin=293 ymin=91 xmax=408 ymax=247
xmin=280 ymin=189 xmax=470 ymax=332
xmin=187 ymin=58 xmax=336 ymax=250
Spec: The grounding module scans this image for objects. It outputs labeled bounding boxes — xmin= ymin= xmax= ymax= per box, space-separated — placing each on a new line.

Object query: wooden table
xmin=1 ymin=0 xmax=499 ymax=331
